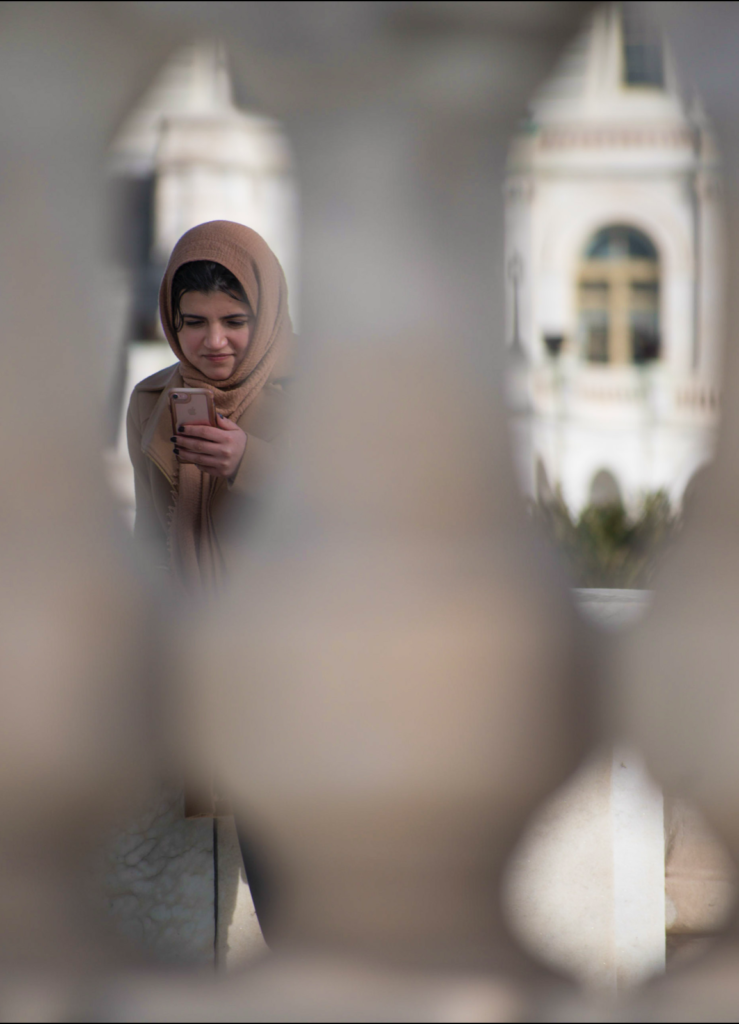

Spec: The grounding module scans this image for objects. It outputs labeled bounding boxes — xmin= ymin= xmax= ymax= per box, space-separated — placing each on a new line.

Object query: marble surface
xmin=505 ymin=590 xmax=664 ymax=991
xmin=505 ymin=747 xmax=665 ymax=992
xmin=96 ymin=787 xmax=267 ymax=970
xmin=99 ymin=787 xmax=216 ymax=966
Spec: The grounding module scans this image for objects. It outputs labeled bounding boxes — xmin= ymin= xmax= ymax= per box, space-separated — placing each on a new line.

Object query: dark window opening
xmin=622 ymin=7 xmax=664 ymax=88
xmin=107 ymin=173 xmax=165 ymax=341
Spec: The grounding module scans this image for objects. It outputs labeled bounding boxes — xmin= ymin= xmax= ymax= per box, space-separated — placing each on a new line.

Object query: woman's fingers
xmin=175 ymin=436 xmax=222 ymax=454
xmin=177 ymin=424 xmax=223 ymax=442
xmin=174 ymin=421 xmax=246 ymax=478
xmin=216 ymin=415 xmax=240 ymax=431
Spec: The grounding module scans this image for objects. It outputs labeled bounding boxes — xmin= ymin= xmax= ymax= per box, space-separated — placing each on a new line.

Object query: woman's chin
xmin=199 ymin=361 xmax=233 ymax=381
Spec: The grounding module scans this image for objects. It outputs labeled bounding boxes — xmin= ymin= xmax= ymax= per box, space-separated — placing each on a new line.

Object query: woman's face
xmin=177 ymin=290 xmax=254 ymax=381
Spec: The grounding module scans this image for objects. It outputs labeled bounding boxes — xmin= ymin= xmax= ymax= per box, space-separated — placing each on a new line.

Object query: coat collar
xmin=141 ymin=365 xmax=180 ymax=485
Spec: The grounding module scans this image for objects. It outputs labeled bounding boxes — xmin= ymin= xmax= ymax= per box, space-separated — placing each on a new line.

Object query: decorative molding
xmin=539 ymin=127 xmax=693 ymax=150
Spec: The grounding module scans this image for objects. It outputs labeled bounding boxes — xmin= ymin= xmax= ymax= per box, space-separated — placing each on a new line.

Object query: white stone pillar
xmin=611 ymin=747 xmax=666 ymax=987
xmin=504 ymin=746 xmax=665 ymax=993
xmin=505 ymin=589 xmax=665 ymax=993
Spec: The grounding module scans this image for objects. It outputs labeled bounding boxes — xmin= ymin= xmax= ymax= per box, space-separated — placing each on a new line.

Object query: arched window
xmin=577 ymin=225 xmax=660 ymax=365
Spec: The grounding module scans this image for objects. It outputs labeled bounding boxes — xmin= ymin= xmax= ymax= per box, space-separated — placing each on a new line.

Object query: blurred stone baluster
xmin=615 ymin=2 xmax=739 ymax=1019
xmin=0 ymin=3 xmax=184 ymax=1018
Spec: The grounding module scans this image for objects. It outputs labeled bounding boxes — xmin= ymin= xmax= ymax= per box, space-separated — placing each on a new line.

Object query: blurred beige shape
xmin=665 ymin=798 xmax=736 ymax=945
xmin=0 ymin=0 xmax=187 ymax=1012
xmin=180 ymin=0 xmax=600 ymax=995
xmin=614 ymin=4 xmax=739 ymax=1018
xmin=106 ymin=958 xmax=525 ymax=1023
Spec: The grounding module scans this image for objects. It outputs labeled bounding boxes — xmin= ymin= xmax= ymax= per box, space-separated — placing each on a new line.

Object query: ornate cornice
xmin=538 ymin=126 xmax=693 ymax=150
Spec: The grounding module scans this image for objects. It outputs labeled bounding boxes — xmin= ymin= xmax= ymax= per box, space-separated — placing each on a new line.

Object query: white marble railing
xmin=103 ymin=590 xmax=673 ymax=990
xmin=531 ymin=365 xmax=720 ymax=423
xmin=505 ymin=590 xmax=665 ymax=991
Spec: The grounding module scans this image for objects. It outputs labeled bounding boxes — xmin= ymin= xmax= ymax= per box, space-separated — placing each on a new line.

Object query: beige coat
xmin=127 ymin=362 xmax=286 ymax=574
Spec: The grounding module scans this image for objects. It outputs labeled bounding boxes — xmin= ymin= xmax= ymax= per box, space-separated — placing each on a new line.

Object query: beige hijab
xmin=146 ymin=220 xmax=291 ymax=596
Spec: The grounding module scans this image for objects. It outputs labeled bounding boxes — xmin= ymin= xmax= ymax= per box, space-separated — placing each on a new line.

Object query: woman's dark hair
xmin=171 ymin=260 xmax=249 ymax=332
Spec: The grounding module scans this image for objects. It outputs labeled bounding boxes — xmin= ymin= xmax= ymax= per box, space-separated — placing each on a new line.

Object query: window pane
xmin=631 ymin=310 xmax=660 ymax=363
xmin=587 ymin=231 xmax=615 ymax=260
xmin=628 ymin=233 xmax=658 ymax=260
xmin=585 ymin=225 xmax=657 ymax=261
xmin=580 ymin=310 xmax=609 ymax=363
xmin=622 ymin=9 xmax=664 ymax=87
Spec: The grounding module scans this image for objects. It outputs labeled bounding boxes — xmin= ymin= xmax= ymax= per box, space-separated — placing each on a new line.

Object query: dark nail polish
xmin=170 ymin=436 xmax=176 ymax=442
xmin=178 ymin=425 xmax=185 ymax=433
xmin=173 ymin=446 xmax=179 ymax=454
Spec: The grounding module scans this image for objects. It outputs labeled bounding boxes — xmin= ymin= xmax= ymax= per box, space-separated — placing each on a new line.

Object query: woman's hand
xmin=172 ymin=415 xmax=247 ymax=480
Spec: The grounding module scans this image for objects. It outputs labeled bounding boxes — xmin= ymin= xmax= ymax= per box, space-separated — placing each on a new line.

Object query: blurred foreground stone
xmin=7 ymin=1 xmax=739 ymax=1022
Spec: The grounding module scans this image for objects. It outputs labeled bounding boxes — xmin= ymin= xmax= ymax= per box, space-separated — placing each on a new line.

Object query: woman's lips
xmin=203 ymin=354 xmax=232 ymax=362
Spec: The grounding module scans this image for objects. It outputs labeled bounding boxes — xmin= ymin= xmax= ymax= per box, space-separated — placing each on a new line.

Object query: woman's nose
xmin=204 ymin=324 xmax=228 ymax=350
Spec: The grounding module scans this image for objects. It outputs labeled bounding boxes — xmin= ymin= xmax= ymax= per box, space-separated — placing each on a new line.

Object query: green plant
xmin=531 ymin=488 xmax=680 ymax=589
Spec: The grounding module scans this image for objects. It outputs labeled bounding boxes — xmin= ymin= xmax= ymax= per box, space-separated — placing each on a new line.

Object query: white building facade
xmin=507 ymin=3 xmax=723 ymax=511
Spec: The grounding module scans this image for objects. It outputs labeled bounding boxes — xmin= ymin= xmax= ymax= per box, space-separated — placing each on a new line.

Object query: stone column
xmin=181 ymin=1 xmax=602 ymax=1014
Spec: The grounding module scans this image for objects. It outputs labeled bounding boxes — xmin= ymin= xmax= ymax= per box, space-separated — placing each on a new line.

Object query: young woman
xmin=126 ymin=219 xmax=291 ymax=598
xmin=126 ymin=220 xmax=292 ymax=943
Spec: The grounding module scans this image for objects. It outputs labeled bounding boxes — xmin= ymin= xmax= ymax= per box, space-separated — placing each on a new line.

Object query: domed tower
xmin=506 ymin=3 xmax=722 ymax=512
